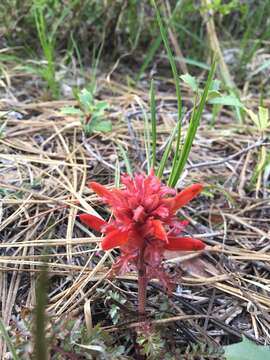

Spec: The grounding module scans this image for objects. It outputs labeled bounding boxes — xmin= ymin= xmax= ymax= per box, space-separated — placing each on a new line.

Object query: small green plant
xmin=33 ymin=1 xmax=57 ymax=98
xmin=137 ymin=328 xmax=165 ymax=360
xmin=66 ymin=323 xmax=127 ymax=359
xmin=104 ymin=290 xmax=127 ymax=325
xmin=61 ymin=88 xmax=112 ymax=135
xmin=32 ymin=0 xmax=68 ymax=98
xmin=183 ymin=342 xmax=225 ymax=359
xmin=180 ymin=73 xmax=243 ymax=127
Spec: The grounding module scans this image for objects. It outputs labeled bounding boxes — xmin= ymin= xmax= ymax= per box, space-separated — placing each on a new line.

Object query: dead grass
xmin=0 ymin=72 xmax=270 ymax=357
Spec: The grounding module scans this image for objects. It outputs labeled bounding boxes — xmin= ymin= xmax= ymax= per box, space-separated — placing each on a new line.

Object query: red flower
xmin=80 ymin=171 xmax=205 ymax=288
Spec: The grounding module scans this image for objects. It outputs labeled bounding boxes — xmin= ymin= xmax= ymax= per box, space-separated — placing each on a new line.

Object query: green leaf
xmin=157 ymin=124 xmax=177 ymax=179
xmin=79 ymin=89 xmax=93 ymax=112
xmin=136 ymin=0 xmax=185 ymax=81
xmin=95 ymin=100 xmax=109 ymax=112
xmin=151 ymin=0 xmax=182 ymax=129
xmin=224 ymin=337 xmax=270 ymax=360
xmin=60 ymin=106 xmax=82 ymax=115
xmin=178 ymin=57 xmax=210 ymax=70
xmin=168 ymin=59 xmax=216 ymax=187
xmin=180 ymin=73 xmax=198 ymax=92
xmin=150 ymin=79 xmax=157 ymax=170
xmin=244 ymin=107 xmax=259 ymax=128
xmin=93 ymin=120 xmax=112 ymax=132
xmin=118 ymin=144 xmax=133 ymax=177
xmin=210 ymin=79 xmax=221 ymax=91
xmin=152 ymin=0 xmax=185 ymax=183
xmin=258 ymin=106 xmax=269 ymax=131
xmin=207 ymin=90 xmax=222 ymax=101
xmin=83 ymin=122 xmax=94 ymax=135
xmin=208 ymin=95 xmax=243 ymax=107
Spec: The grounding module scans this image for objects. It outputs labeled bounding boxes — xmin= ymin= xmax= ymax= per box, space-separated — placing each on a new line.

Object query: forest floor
xmin=0 ymin=66 xmax=270 ymax=359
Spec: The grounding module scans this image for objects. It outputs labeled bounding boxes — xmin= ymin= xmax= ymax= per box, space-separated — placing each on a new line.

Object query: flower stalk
xmin=138 ymin=245 xmax=147 ymax=316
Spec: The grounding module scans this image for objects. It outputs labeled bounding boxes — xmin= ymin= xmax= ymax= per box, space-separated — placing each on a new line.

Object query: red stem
xmin=138 ymin=246 xmax=147 ymax=316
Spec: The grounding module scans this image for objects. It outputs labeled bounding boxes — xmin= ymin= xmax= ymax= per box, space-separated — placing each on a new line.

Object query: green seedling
xmin=61 ymin=88 xmax=112 ymax=135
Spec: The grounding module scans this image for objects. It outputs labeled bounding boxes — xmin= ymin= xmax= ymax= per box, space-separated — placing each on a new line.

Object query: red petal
xmin=88 ymin=182 xmax=111 ymax=200
xmin=101 ymin=230 xmax=129 ymax=250
xmin=151 ymin=220 xmax=167 ymax=242
xmin=165 ymin=236 xmax=205 ymax=251
xmin=79 ymin=213 xmax=107 ymax=232
xmin=133 ymin=205 xmax=145 ymax=222
xmin=169 ymin=184 xmax=203 ymax=211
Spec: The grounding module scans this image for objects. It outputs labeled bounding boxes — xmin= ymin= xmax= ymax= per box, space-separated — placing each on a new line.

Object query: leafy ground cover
xmin=0 ymin=1 xmax=270 ymax=359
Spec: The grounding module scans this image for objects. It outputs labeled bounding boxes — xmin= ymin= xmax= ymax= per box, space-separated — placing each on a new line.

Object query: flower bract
xmin=80 ymin=171 xmax=205 ymax=288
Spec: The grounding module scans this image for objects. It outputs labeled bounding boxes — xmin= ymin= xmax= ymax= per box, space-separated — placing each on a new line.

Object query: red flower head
xmin=80 ymin=171 xmax=205 ymax=289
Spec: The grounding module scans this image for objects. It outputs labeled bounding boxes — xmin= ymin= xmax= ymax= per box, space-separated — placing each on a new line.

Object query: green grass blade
xmin=0 ymin=318 xmax=19 ymax=360
xmin=143 ymin=107 xmax=151 ymax=174
xmin=169 ymin=59 xmax=217 ymax=187
xmin=114 ymin=158 xmax=120 ymax=187
xmin=150 ymin=79 xmax=157 ymax=171
xmin=33 ymin=264 xmax=49 ymax=360
xmin=152 ymin=0 xmax=184 ymax=183
xmin=136 ymin=0 xmax=185 ymax=81
xmin=136 ymin=97 xmax=151 ymax=174
xmin=167 ymin=111 xmax=185 ymax=185
xmin=157 ymin=125 xmax=177 ymax=179
xmin=151 ymin=0 xmax=182 ymax=125
xmin=118 ymin=144 xmax=133 ymax=177
xmin=33 ymin=0 xmax=59 ymax=98
xmin=174 ymin=56 xmax=210 ymax=70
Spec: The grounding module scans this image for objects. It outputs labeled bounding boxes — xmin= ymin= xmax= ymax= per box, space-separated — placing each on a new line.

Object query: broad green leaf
xmin=210 ymin=79 xmax=221 ymax=91
xmin=84 ymin=122 xmax=94 ymax=135
xmin=207 ymin=90 xmax=222 ymax=101
xmin=79 ymin=89 xmax=93 ymax=112
xmin=180 ymin=73 xmax=198 ymax=92
xmin=95 ymin=101 xmax=109 ymax=111
xmin=208 ymin=95 xmax=243 ymax=107
xmin=60 ymin=106 xmax=82 ymax=115
xmin=224 ymin=337 xmax=270 ymax=360
xmin=93 ymin=120 xmax=112 ymax=132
